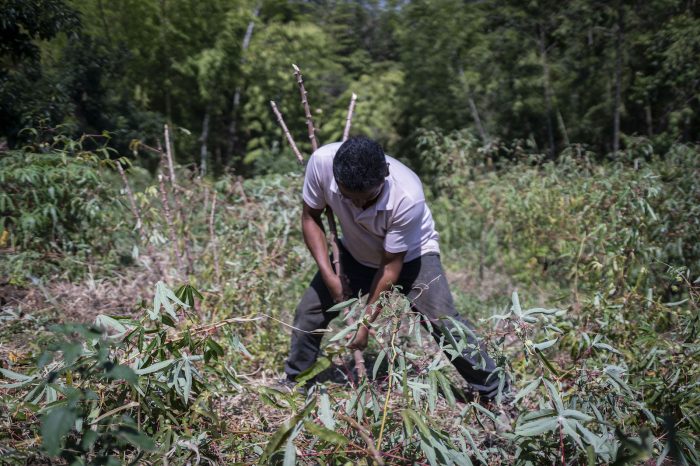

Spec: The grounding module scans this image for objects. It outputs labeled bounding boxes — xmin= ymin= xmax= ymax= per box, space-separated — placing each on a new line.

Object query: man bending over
xmin=284 ymin=136 xmax=504 ymax=400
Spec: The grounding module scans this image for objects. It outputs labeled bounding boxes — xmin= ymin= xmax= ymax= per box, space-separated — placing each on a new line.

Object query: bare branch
xmin=337 ymin=414 xmax=385 ymax=465
xmin=342 ymin=93 xmax=357 ymax=142
xmin=292 ymin=64 xmax=319 ymax=152
xmin=270 ymin=100 xmax=304 ymax=164
xmin=162 ymin=128 xmax=194 ymax=275
xmin=209 ymin=193 xmax=221 ymax=285
xmin=158 ymin=168 xmax=183 ymax=273
xmin=164 ymin=124 xmax=176 ymax=184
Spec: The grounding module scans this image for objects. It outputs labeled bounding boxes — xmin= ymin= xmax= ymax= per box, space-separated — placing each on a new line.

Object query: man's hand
xmin=347 ymin=324 xmax=370 ymax=351
xmin=325 ymin=273 xmax=352 ymax=304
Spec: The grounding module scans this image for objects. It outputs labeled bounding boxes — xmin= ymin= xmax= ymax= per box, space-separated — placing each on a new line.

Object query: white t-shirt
xmin=302 ymin=142 xmax=440 ymax=268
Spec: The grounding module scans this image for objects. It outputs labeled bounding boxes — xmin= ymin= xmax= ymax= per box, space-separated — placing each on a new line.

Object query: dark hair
xmin=332 ymin=137 xmax=387 ymax=192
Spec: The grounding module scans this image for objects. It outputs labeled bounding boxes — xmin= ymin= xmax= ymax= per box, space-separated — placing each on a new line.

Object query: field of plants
xmin=0 ymin=129 xmax=698 ymax=465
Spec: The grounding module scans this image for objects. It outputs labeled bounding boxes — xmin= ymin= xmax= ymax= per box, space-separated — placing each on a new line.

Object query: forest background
xmin=0 ymin=0 xmax=699 ymax=465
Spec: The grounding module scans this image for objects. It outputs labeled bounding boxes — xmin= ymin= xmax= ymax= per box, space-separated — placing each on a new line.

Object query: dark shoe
xmin=271 ymin=377 xmax=307 ymax=395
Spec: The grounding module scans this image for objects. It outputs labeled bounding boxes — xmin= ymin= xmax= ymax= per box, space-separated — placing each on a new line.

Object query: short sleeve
xmin=302 ymin=153 xmax=327 ymax=209
xmin=384 ymin=201 xmax=425 ymax=253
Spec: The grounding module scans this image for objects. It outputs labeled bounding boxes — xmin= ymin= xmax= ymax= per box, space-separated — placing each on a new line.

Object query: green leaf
xmin=259 ymin=399 xmax=316 ymax=464
xmin=515 ymin=417 xmax=559 ymax=437
xmin=135 ymin=359 xmax=174 ymax=375
xmin=304 ymin=420 xmax=349 ymax=445
xmin=436 ymin=371 xmax=456 ymax=407
xmin=327 ymin=298 xmax=358 ymax=313
xmin=329 ymin=322 xmax=358 ymax=342
xmin=319 ymin=388 xmax=335 ymax=430
xmin=402 ymin=408 xmax=431 ymax=437
xmin=561 ymin=409 xmax=593 ymax=422
xmin=373 ymin=349 xmax=386 ymax=380
xmin=0 ymin=367 xmax=34 ymax=382
xmin=105 ymin=364 xmax=137 ymax=384
xmin=117 ymin=425 xmax=156 ymax=451
xmin=592 ymin=342 xmax=621 ymax=355
xmin=295 ymin=357 xmax=331 ymax=386
xmin=543 ymin=378 xmax=564 ymax=412
xmin=283 ymin=435 xmax=296 ymax=466
xmin=41 ymin=407 xmax=76 ymax=456
xmin=532 ymin=338 xmax=558 ymax=351
xmin=535 ymin=348 xmax=560 ymax=376
xmin=514 ymin=378 xmax=541 ymax=403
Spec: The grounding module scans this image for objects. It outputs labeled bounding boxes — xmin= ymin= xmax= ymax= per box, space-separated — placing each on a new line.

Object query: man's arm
xmin=347 ymin=249 xmax=406 ymax=350
xmin=301 ymin=201 xmax=346 ymax=303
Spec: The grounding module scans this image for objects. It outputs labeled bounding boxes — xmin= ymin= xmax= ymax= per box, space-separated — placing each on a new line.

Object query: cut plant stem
xmin=342 ymin=93 xmax=357 ymax=142
xmin=270 ymin=100 xmax=304 ymax=164
xmin=158 ymin=170 xmax=183 ymax=273
xmin=292 ymin=64 xmax=319 ymax=152
xmin=162 ymin=129 xmax=195 ymax=275
xmin=209 ymin=193 xmax=221 ymax=285
xmin=338 ymin=414 xmax=385 ymax=465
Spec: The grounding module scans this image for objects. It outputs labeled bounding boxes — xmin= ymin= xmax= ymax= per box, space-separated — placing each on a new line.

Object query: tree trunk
xmin=645 ymin=101 xmax=653 ymax=137
xmin=613 ymin=4 xmax=624 ymax=156
xmin=459 ymin=67 xmax=489 ymax=146
xmin=538 ymin=25 xmax=556 ymax=159
xmin=200 ymin=109 xmax=210 ymax=177
xmin=225 ymin=5 xmax=260 ymax=165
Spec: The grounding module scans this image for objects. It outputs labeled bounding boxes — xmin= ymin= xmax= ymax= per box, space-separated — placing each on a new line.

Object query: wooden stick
xmin=209 ymin=193 xmax=221 ymax=285
xmin=342 ymin=93 xmax=357 ymax=142
xmin=164 ymin=124 xmax=176 ymax=184
xmin=162 ymin=127 xmax=195 ymax=275
xmin=270 ymin=101 xmax=304 ymax=164
xmin=292 ymin=64 xmax=319 ymax=151
xmin=158 ymin=169 xmax=183 ymax=273
xmin=337 ymin=414 xmax=385 ymax=466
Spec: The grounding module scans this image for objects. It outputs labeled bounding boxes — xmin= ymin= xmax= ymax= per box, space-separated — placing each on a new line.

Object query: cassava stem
xmin=270 ymin=101 xmax=304 ymax=164
xmin=163 ymin=126 xmax=195 ymax=275
xmin=342 ymin=93 xmax=357 ymax=142
xmin=292 ymin=64 xmax=319 ymax=152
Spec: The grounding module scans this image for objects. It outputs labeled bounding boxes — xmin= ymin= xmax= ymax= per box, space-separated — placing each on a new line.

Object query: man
xmin=284 ymin=136 xmax=503 ymax=400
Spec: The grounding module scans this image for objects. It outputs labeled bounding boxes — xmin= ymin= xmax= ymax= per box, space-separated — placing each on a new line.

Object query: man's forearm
xmin=302 ymin=213 xmax=335 ymax=281
xmin=364 ymin=255 xmax=404 ymax=324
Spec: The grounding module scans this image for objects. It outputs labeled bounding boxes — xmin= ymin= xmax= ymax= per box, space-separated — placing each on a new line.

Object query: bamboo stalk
xmin=158 ymin=169 xmax=183 ymax=273
xmin=270 ymin=101 xmax=304 ymax=164
xmin=292 ymin=64 xmax=319 ymax=151
xmin=342 ymin=93 xmax=357 ymax=142
xmin=209 ymin=193 xmax=221 ymax=285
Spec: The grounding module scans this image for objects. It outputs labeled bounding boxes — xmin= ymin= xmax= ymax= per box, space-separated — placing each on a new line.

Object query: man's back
xmin=302 ymin=142 xmax=440 ymax=267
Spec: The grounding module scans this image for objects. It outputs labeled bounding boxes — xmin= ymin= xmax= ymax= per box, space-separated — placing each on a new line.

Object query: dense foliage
xmin=1 ymin=0 xmax=698 ymax=175
xmin=1 ymin=137 xmax=698 ymax=464
xmin=1 ymin=1 xmax=698 ymax=463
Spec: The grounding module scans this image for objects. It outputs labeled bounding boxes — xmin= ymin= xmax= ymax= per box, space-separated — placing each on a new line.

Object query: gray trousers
xmin=284 ymin=242 xmax=502 ymax=399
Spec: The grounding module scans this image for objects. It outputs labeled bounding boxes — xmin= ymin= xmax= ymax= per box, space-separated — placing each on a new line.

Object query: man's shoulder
xmin=310 ymin=142 xmax=343 ymax=164
xmin=386 ymin=155 xmax=425 ymax=204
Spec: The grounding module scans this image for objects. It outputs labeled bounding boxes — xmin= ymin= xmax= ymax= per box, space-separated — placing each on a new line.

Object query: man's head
xmin=333 ymin=137 xmax=388 ymax=191
xmin=333 ymin=137 xmax=389 ymax=208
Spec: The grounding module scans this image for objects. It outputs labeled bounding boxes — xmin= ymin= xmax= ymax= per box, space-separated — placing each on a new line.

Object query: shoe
xmin=271 ymin=377 xmax=308 ymax=395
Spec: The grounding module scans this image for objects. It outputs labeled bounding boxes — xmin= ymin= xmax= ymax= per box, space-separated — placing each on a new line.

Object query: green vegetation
xmin=1 ymin=135 xmax=698 ymax=464
xmin=1 ymin=1 xmax=698 ymax=464
xmin=1 ymin=0 xmax=698 ymax=175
